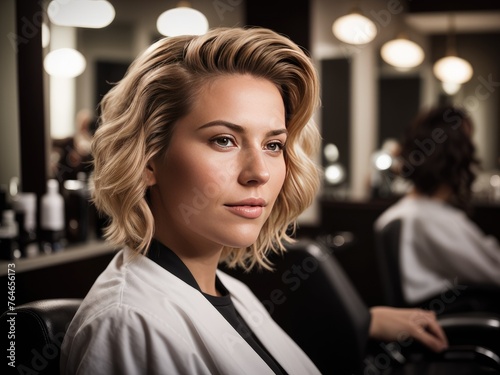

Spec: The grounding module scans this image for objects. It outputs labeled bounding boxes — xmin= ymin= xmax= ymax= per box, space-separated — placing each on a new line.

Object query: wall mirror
xmin=314 ymin=0 xmax=500 ymax=201
xmin=2 ymin=0 xmax=499 ymax=205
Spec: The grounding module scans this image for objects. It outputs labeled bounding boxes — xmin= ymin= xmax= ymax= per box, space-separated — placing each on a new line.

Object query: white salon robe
xmin=60 ymin=248 xmax=320 ymax=374
xmin=375 ymin=196 xmax=500 ymax=304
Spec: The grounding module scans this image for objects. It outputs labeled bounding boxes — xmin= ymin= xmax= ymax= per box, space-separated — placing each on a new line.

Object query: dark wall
xmin=378 ymin=76 xmax=421 ymax=147
xmin=95 ymin=60 xmax=130 ymax=111
xmin=321 ymin=59 xmax=351 ymax=171
xmin=245 ymin=0 xmax=310 ymax=53
xmin=407 ymin=0 xmax=500 ymax=12
xmin=15 ymin=0 xmax=49 ymax=227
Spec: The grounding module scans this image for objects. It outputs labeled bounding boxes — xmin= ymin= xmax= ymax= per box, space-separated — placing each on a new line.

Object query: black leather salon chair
xmin=222 ymin=239 xmax=500 ymax=374
xmin=1 ymin=298 xmax=82 ymax=375
xmin=223 ymin=239 xmax=370 ymax=374
xmin=375 ymin=219 xmax=405 ymax=307
xmin=375 ymin=218 xmax=500 ymax=314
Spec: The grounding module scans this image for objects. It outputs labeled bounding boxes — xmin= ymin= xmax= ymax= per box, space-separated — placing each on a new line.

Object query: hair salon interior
xmin=1 ymin=0 xmax=500 ymax=372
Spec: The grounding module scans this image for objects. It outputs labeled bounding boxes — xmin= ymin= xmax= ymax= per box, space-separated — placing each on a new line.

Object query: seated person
xmin=61 ymin=28 xmax=447 ymax=374
xmin=375 ymin=105 xmax=500 ymax=311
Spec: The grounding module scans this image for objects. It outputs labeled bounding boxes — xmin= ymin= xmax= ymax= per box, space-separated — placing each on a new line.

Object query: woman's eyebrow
xmin=267 ymin=129 xmax=288 ymax=137
xmin=197 ymin=120 xmax=244 ymax=133
xmin=197 ymin=120 xmax=288 ymax=137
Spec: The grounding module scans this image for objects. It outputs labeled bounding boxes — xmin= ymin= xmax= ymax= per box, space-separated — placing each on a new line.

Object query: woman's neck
xmin=181 ymin=255 xmax=222 ymax=296
xmin=153 ymin=233 xmax=223 ymax=296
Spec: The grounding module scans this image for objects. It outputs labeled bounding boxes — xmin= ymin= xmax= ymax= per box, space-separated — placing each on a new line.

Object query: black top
xmin=147 ymin=239 xmax=287 ymax=375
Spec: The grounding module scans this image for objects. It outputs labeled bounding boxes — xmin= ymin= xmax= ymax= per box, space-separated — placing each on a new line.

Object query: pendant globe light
xmin=47 ymin=0 xmax=115 ymax=28
xmin=157 ymin=1 xmax=209 ymax=37
xmin=433 ymin=14 xmax=473 ymax=85
xmin=332 ymin=1 xmax=377 ymax=45
xmin=44 ymin=48 xmax=87 ymax=78
xmin=381 ymin=33 xmax=425 ymax=70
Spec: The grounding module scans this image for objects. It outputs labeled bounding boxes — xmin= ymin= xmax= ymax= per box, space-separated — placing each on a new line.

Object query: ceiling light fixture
xmin=381 ymin=34 xmax=425 ymax=69
xmin=157 ymin=1 xmax=209 ymax=37
xmin=332 ymin=5 xmax=377 ymax=45
xmin=47 ymin=0 xmax=115 ymax=29
xmin=433 ymin=14 xmax=473 ymax=85
xmin=44 ymin=48 xmax=87 ymax=78
xmin=441 ymin=81 xmax=462 ymax=95
xmin=48 ymin=0 xmax=115 ymax=28
xmin=325 ymin=164 xmax=346 ymax=185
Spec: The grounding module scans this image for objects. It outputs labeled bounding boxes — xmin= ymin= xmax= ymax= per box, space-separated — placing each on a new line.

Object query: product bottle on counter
xmin=63 ymin=172 xmax=89 ymax=243
xmin=40 ymin=179 xmax=66 ymax=253
xmin=11 ymin=192 xmax=38 ymax=257
xmin=0 ymin=210 xmax=19 ymax=260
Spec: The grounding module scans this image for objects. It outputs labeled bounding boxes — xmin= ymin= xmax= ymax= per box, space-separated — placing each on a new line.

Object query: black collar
xmin=147 ymin=239 xmax=230 ymax=301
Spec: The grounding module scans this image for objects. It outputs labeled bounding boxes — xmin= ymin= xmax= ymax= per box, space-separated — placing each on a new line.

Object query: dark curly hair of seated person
xmin=399 ymin=105 xmax=480 ymax=209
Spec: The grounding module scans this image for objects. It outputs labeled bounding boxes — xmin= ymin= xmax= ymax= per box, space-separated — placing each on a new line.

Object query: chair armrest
xmin=364 ymin=313 xmax=500 ymax=373
xmin=438 ymin=312 xmax=500 ymax=354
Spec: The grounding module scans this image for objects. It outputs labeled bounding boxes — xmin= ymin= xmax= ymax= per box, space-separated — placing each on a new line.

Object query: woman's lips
xmin=224 ymin=205 xmax=264 ymax=219
xmin=224 ymin=199 xmax=266 ymax=219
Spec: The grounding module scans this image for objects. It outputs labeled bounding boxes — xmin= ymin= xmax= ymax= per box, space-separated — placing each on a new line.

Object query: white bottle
xmin=41 ymin=179 xmax=65 ymax=252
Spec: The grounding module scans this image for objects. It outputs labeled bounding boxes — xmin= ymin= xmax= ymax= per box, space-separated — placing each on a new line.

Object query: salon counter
xmin=0 ymin=240 xmax=117 ymax=305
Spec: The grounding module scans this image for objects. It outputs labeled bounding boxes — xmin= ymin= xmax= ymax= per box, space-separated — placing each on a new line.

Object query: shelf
xmin=0 ymin=240 xmax=117 ymax=276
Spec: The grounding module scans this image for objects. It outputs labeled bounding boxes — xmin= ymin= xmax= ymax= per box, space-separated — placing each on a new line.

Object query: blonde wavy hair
xmin=92 ymin=27 xmax=321 ymax=270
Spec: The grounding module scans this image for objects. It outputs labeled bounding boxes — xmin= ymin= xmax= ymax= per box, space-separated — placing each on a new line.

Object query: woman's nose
xmin=237 ymin=148 xmax=270 ymax=186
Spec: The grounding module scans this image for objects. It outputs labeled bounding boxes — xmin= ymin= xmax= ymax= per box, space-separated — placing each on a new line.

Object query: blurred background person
xmin=51 ymin=108 xmax=98 ymax=182
xmin=375 ymin=105 xmax=500 ymax=313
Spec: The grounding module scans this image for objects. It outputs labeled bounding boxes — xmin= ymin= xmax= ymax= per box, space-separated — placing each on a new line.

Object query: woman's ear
xmin=143 ymin=162 xmax=157 ymax=187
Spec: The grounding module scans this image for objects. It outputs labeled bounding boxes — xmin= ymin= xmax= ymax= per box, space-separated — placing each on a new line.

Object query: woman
xmin=375 ymin=105 xmax=500 ymax=308
xmin=61 ymin=27 xmax=447 ymax=374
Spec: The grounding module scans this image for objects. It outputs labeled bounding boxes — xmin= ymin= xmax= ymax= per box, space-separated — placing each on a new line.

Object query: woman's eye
xmin=266 ymin=142 xmax=285 ymax=152
xmin=211 ymin=136 xmax=235 ymax=148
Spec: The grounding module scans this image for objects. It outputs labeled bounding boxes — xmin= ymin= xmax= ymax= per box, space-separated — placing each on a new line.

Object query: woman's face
xmin=148 ymin=74 xmax=287 ymax=254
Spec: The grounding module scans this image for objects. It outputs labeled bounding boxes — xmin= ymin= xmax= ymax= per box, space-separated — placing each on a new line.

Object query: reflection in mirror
xmin=44 ymin=1 xmax=244 ymax=184
xmin=6 ymin=0 xmax=499 ymax=206
xmin=375 ymin=31 xmax=500 ymax=202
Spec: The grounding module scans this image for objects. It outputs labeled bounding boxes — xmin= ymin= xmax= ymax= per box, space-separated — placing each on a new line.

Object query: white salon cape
xmin=375 ymin=196 xmax=500 ymax=304
xmin=60 ymin=248 xmax=320 ymax=374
